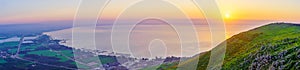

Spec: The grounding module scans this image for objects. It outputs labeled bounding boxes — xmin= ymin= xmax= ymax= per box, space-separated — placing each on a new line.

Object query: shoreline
xmin=43 ymin=33 xmax=185 ymax=59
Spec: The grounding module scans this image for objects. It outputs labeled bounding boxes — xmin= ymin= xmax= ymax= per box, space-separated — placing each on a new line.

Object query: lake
xmin=43 ymin=19 xmax=276 ymax=58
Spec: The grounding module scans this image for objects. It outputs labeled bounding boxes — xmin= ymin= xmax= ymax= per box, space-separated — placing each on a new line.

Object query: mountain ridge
xmin=156 ymin=22 xmax=300 ymax=70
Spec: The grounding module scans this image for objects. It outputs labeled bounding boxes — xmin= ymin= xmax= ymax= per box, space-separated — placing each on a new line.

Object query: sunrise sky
xmin=0 ymin=0 xmax=300 ymax=24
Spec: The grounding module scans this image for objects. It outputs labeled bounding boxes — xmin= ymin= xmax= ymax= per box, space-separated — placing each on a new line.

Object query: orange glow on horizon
xmin=1 ymin=0 xmax=300 ymax=24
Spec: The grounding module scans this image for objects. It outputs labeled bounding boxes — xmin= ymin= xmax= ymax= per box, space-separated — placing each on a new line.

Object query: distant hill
xmin=0 ymin=21 xmax=72 ymax=37
xmin=158 ymin=23 xmax=300 ymax=70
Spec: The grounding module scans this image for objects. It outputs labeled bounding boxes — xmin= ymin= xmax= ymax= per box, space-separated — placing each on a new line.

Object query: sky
xmin=217 ymin=0 xmax=300 ymax=21
xmin=1 ymin=0 xmax=300 ymax=24
xmin=0 ymin=0 xmax=78 ymax=23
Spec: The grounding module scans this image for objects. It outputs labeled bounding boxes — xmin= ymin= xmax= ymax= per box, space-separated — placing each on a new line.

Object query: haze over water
xmin=44 ymin=19 xmax=277 ymax=58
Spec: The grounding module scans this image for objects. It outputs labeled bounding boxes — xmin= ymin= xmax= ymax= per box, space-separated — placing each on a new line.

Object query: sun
xmin=225 ymin=12 xmax=231 ymax=19
xmin=223 ymin=11 xmax=234 ymax=22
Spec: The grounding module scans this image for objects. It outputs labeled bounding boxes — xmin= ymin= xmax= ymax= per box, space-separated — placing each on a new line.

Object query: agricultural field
xmin=0 ymin=35 xmax=118 ymax=69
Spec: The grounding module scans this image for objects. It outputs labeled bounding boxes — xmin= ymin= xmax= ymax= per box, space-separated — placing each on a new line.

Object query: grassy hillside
xmin=158 ymin=23 xmax=300 ymax=70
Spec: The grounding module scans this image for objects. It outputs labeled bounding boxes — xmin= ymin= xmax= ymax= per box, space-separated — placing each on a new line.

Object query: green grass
xmin=99 ymin=56 xmax=117 ymax=64
xmin=0 ymin=41 xmax=19 ymax=48
xmin=19 ymin=54 xmax=25 ymax=57
xmin=20 ymin=45 xmax=39 ymax=51
xmin=60 ymin=50 xmax=73 ymax=57
xmin=157 ymin=23 xmax=300 ymax=70
xmin=27 ymin=50 xmax=69 ymax=62
xmin=8 ymin=48 xmax=17 ymax=54
xmin=0 ymin=58 xmax=7 ymax=64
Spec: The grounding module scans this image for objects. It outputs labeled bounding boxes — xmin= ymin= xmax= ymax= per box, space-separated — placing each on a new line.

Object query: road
xmin=15 ymin=36 xmax=24 ymax=56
